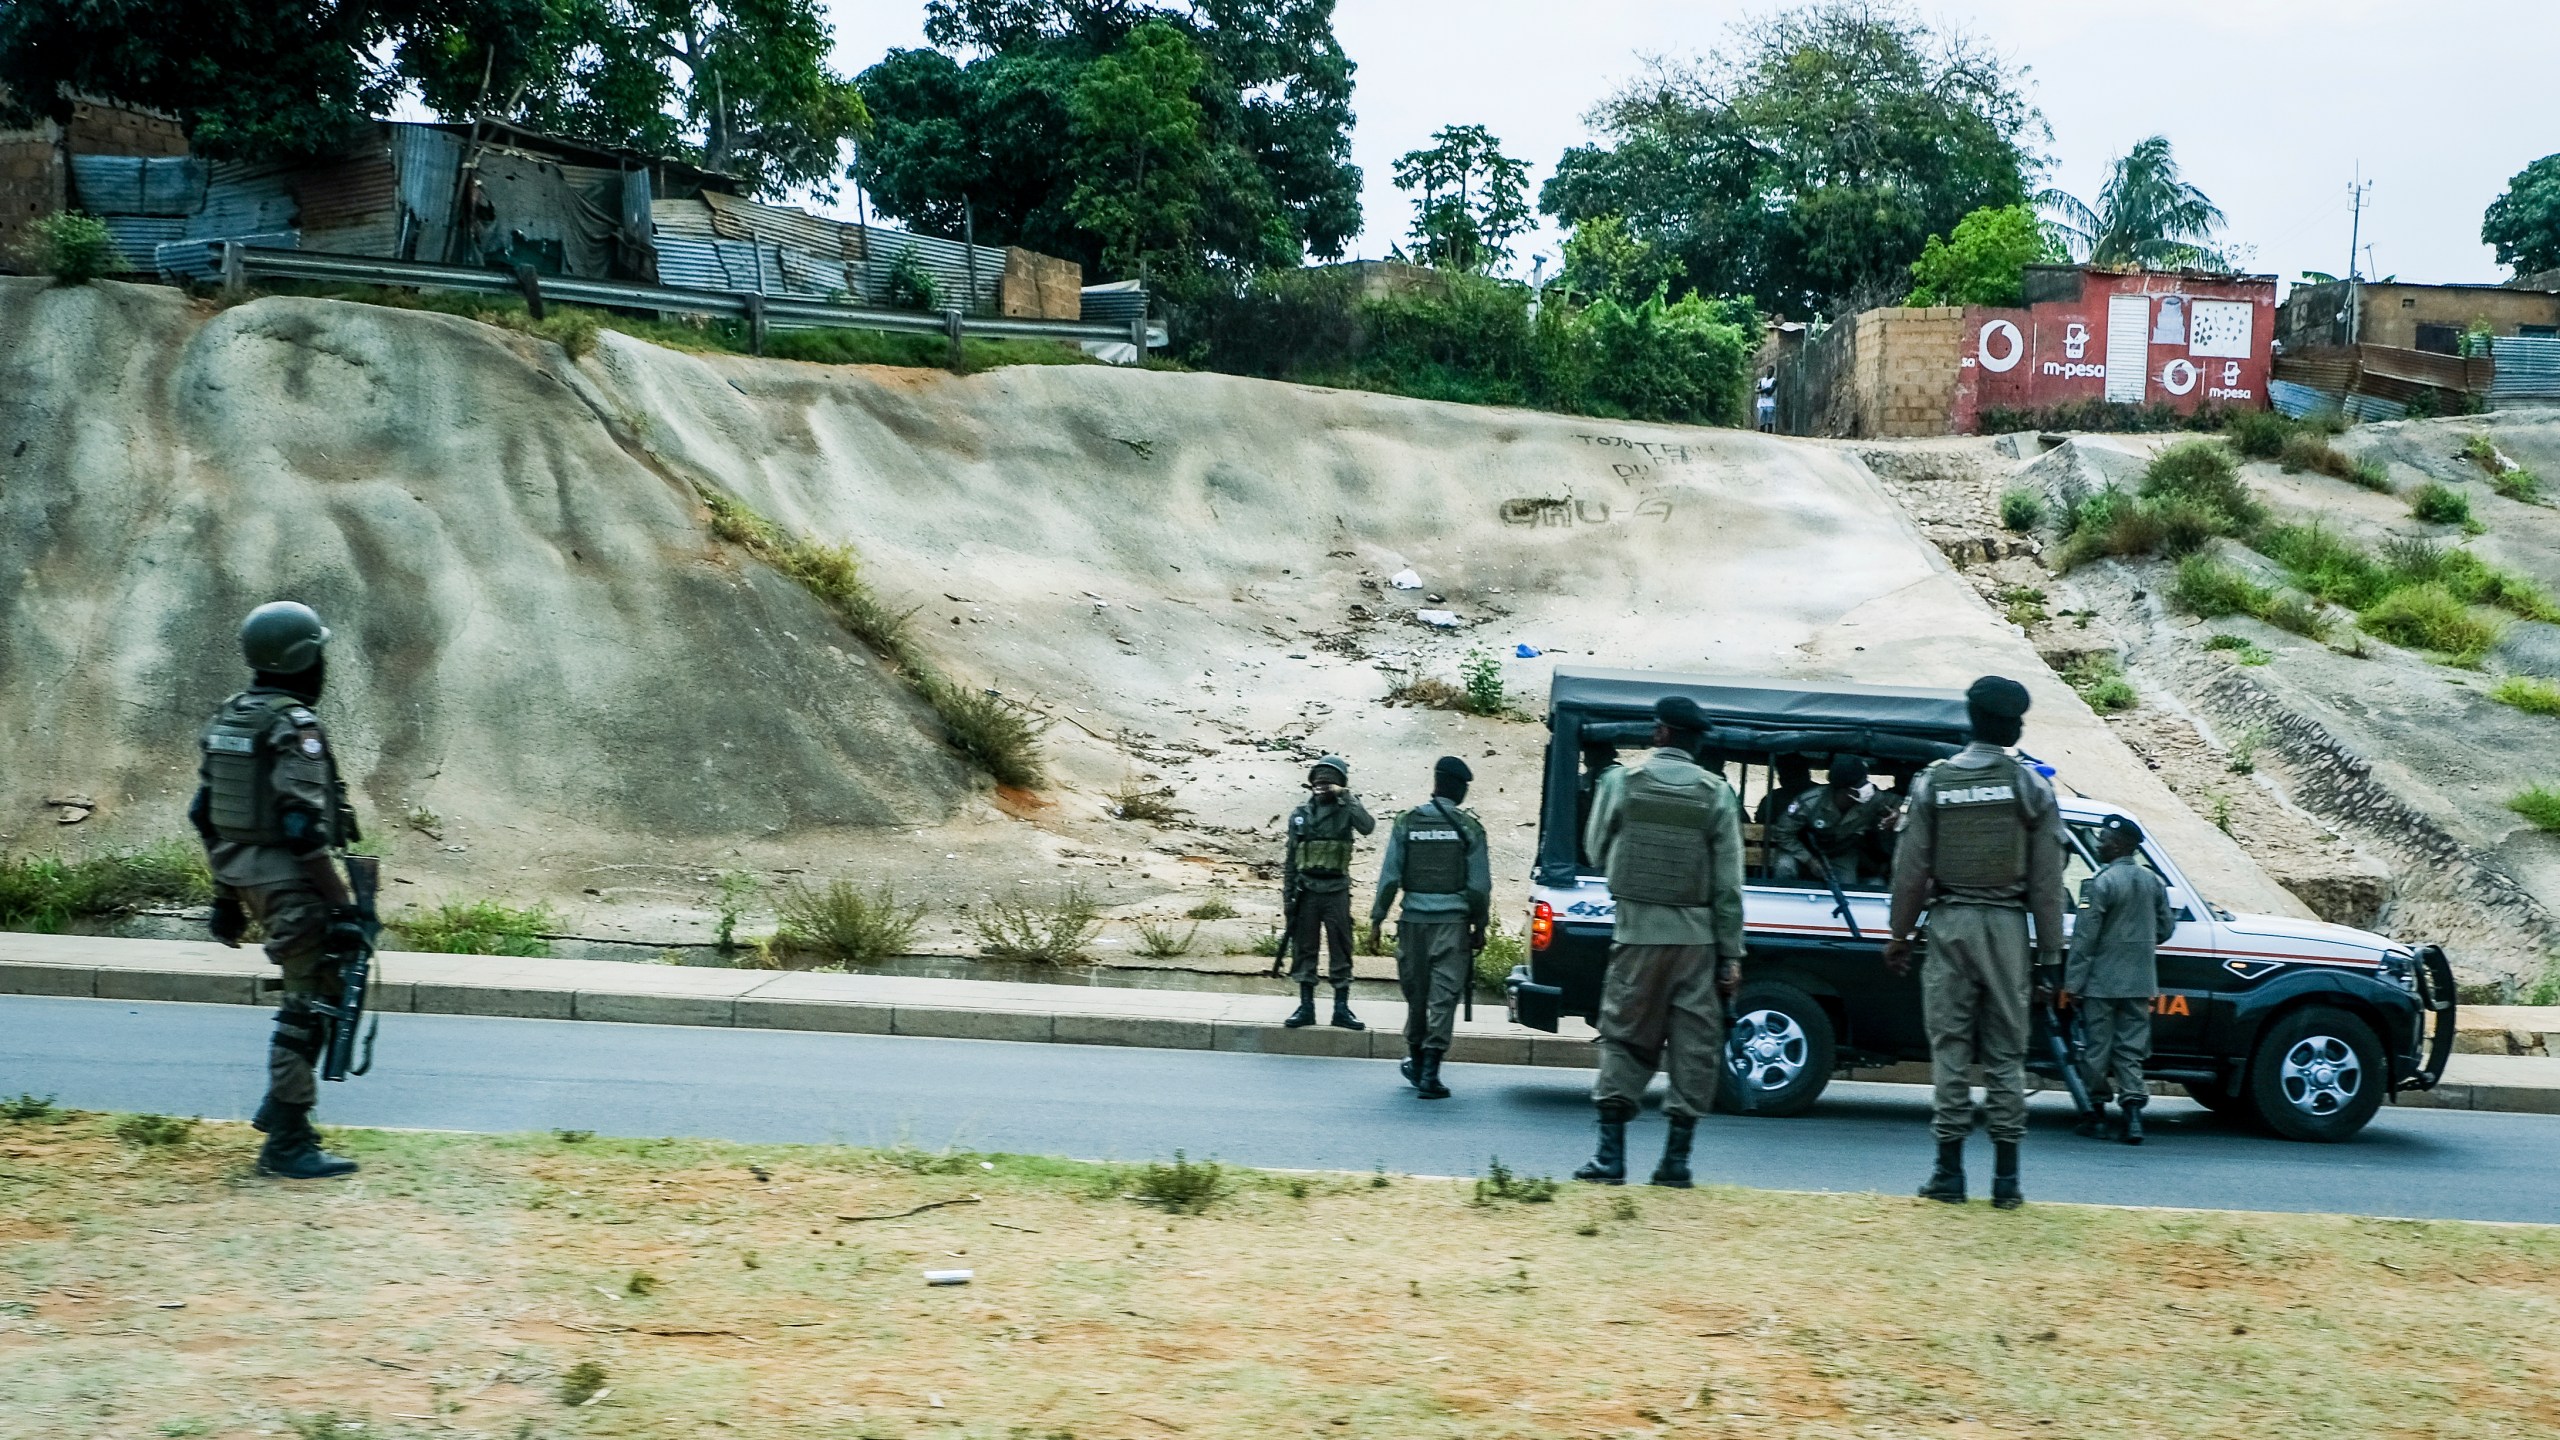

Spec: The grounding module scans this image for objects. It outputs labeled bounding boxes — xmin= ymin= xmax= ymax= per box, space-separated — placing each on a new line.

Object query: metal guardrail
xmin=217 ymin=243 xmax=1152 ymax=363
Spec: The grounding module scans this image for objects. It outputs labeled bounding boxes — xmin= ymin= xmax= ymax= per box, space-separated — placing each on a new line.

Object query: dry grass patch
xmin=4 ymin=1115 xmax=2559 ymax=1439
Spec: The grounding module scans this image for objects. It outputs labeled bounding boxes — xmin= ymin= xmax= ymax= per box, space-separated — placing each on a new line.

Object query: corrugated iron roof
xmin=68 ymin=154 xmax=206 ymax=216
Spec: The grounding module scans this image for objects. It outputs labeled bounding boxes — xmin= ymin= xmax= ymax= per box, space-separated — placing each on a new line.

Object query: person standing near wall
xmin=1280 ymin=756 xmax=1373 ymax=1030
xmin=1369 ymin=757 xmax=1491 ymax=1100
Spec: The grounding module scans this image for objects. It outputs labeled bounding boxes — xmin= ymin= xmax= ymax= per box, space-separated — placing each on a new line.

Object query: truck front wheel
xmin=2247 ymin=1006 xmax=2385 ymax=1142
xmin=1715 ymin=982 xmax=1836 ymax=1118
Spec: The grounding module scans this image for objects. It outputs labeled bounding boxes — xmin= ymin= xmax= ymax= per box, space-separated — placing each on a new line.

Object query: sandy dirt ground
xmin=0 ymin=281 xmax=2302 ymax=961
xmin=3 ymin=1111 xmax=2557 ymax=1440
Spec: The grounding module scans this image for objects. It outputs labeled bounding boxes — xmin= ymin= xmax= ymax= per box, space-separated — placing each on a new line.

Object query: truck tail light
xmin=1530 ymin=901 xmax=1554 ymax=951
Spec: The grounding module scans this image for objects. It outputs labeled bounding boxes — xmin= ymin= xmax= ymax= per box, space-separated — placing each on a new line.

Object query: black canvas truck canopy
xmin=1537 ymin=668 xmax=1974 ymax=884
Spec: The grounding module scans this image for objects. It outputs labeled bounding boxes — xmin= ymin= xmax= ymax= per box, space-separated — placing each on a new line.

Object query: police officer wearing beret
xmin=190 ymin=602 xmax=366 ymax=1179
xmin=1370 ymin=757 xmax=1492 ymax=1100
xmin=1884 ymin=675 xmax=2066 ymax=1209
xmin=1574 ymin=696 xmax=1747 ymax=1187
xmin=2067 ymin=814 xmax=2176 ymax=1144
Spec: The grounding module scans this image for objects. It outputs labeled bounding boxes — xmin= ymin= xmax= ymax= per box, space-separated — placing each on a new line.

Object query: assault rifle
xmin=1806 ymin=850 xmax=1865 ymax=941
xmin=2041 ymin=989 xmax=2097 ymax=1120
xmin=317 ymin=853 xmax=382 ymax=1082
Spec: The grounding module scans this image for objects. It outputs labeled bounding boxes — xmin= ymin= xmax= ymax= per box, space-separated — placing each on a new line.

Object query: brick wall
xmin=0 ymin=125 xmax=64 ymax=272
xmin=1845 ymin=306 xmax=1966 ymax=437
xmin=63 ymin=99 xmax=186 ymax=157
xmin=1000 ymin=246 xmax=1084 ymax=320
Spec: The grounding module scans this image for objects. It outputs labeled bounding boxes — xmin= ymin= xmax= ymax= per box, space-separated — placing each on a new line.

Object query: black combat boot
xmin=1917 ymin=1138 xmax=1966 ymax=1203
xmin=255 ymin=1103 xmax=359 ymax=1180
xmin=1283 ymin=984 xmax=1318 ymax=1028
xmin=2073 ymin=1094 xmax=2110 ymax=1139
xmin=1650 ymin=1114 xmax=1697 ymax=1189
xmin=251 ymin=1095 xmax=286 ymax=1135
xmin=1400 ymin=1045 xmax=1421 ymax=1087
xmin=1329 ymin=986 xmax=1365 ymax=1031
xmin=1415 ymin=1049 xmax=1450 ymax=1100
xmin=1990 ymin=1140 xmax=2023 ymax=1210
xmin=2119 ymin=1095 xmax=2146 ymax=1146
xmin=1574 ymin=1109 xmax=1630 ymax=1184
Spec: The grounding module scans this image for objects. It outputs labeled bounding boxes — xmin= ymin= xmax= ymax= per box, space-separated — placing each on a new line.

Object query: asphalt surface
xmin=8 ymin=994 xmax=2556 ymax=1224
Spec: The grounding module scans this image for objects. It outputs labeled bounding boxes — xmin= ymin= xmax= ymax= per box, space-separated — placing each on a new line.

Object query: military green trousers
xmin=2078 ymin=997 xmax=2153 ymax=1105
xmin=1395 ymin=920 xmax=1471 ymax=1054
xmin=239 ymin=879 xmax=338 ymax=1109
xmin=1592 ymin=943 xmax=1725 ymax=1120
xmin=1920 ymin=903 xmax=2033 ymax=1144
xmin=1287 ymin=890 xmax=1356 ymax=987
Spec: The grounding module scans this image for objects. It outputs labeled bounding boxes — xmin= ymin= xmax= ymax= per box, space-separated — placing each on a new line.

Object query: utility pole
xmin=2344 ymin=167 xmax=2373 ymax=346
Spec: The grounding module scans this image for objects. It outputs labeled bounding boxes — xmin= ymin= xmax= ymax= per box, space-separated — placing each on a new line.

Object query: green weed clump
xmin=1 ymin=1094 xmax=60 ymax=1122
xmin=1108 ymin=781 xmax=1183 ymax=823
xmin=1474 ymin=1156 xmax=1560 ymax=1204
xmin=2000 ymin=585 xmax=2049 ymax=627
xmin=701 ymin=489 xmax=1048 ymax=786
xmin=1134 ymin=918 xmax=1199 ymax=959
xmin=395 ymin=900 xmax=557 ymax=956
xmin=771 ymin=881 xmax=923 ymax=968
xmin=114 ymin=1113 xmax=198 ymax=1147
xmin=1999 ymin=487 xmax=2047 ymax=532
xmin=2223 ymin=409 xmax=2294 ymax=459
xmin=1474 ymin=922 xmax=1527 ymax=994
xmin=1183 ymin=891 xmax=1238 ymax=921
xmin=2408 ymin=482 xmax=2474 ymax=527
xmin=1461 ymin=648 xmax=1507 ymax=714
xmin=2492 ymin=467 xmax=2544 ymax=504
xmin=2491 ymin=676 xmax=2560 ymax=717
xmin=2361 ymin=584 xmax=2504 ymax=664
xmin=559 ymin=1359 xmax=608 ymax=1407
xmin=2203 ymin=634 xmax=2272 ymax=666
xmin=971 ymin=887 xmax=1102 ymax=964
xmin=2277 ymin=431 xmax=2391 ymax=491
xmin=2508 ymin=785 xmax=2560 ymax=833
xmin=31 ymin=211 xmax=119 ymax=283
xmin=2059 ymin=441 xmax=2263 ymax=569
xmin=2063 ymin=654 xmax=2137 ymax=713
xmin=2172 ymin=556 xmax=2272 ymax=618
xmin=0 ymin=841 xmax=213 ymax=931
xmin=1133 ymin=1152 xmax=1226 ymax=1213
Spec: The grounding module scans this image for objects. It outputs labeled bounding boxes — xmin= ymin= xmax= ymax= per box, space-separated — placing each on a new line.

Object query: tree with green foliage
xmin=854 ymin=0 xmax=1360 ymax=289
xmin=2482 ymin=154 xmax=2560 ymax=279
xmin=1392 ymin=124 xmax=1530 ymax=274
xmin=2036 ymin=135 xmax=2227 ymax=271
xmin=1555 ymin=214 xmax=1680 ymax=306
xmin=1065 ymin=20 xmax=1211 ymax=280
xmin=1905 ymin=203 xmax=2063 ymax=306
xmin=396 ymin=0 xmax=870 ymax=198
xmin=1540 ymin=0 xmax=2043 ymax=318
xmin=0 ymin=0 xmax=407 ymax=159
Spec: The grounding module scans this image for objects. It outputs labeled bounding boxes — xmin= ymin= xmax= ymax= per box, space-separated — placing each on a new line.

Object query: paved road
xmin=8 ymin=995 xmax=2555 ymax=1224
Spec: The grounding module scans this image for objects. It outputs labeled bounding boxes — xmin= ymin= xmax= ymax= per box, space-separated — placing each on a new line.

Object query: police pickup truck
xmin=1506 ymin=668 xmax=2457 ymax=1142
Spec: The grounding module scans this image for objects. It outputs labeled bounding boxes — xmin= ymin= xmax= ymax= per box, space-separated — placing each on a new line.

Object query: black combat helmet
xmin=239 ymin=602 xmax=330 ymax=673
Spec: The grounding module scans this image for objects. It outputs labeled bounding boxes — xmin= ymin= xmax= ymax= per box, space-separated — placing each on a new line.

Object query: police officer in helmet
xmin=1280 ymin=755 xmax=1375 ymax=1030
xmin=189 ymin=602 xmax=367 ymax=1179
xmin=1883 ymin=676 xmax=2066 ymax=1209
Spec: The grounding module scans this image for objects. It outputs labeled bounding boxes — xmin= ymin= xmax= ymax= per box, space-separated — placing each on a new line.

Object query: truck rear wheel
xmin=2247 ymin=1006 xmax=2385 ymax=1142
xmin=1715 ymin=982 xmax=1835 ymax=1118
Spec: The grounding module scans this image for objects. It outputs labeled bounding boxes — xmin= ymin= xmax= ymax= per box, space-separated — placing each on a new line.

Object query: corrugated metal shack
xmin=50 ymin=116 xmax=1111 ymax=324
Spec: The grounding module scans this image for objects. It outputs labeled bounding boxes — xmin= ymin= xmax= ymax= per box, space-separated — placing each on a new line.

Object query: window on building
xmin=2414 ymin=323 xmax=2462 ymax=355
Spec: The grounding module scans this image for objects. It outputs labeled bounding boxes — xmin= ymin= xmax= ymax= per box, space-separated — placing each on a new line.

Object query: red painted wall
xmin=1953 ymin=269 xmax=2276 ymax=431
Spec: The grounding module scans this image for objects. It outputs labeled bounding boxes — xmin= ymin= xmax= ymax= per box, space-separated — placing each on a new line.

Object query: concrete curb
xmin=0 ymin=934 xmax=1602 ymax=1069
xmin=10 ymin=934 xmax=2559 ymax=1112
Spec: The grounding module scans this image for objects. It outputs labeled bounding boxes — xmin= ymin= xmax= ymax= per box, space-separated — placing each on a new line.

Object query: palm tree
xmin=2036 ymin=136 xmax=2229 ymax=270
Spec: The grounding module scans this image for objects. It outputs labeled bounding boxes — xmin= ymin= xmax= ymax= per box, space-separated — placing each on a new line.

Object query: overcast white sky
xmin=815 ymin=0 xmax=2556 ymax=289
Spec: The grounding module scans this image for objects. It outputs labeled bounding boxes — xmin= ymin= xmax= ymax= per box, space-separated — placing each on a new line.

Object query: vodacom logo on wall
xmin=2160 ymin=358 xmax=2201 ymax=395
xmin=1977 ymin=319 xmax=2024 ymax=373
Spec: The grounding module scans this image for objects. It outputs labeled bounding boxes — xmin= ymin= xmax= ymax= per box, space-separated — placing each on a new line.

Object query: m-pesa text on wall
xmin=1955 ymin=266 xmax=2277 ymax=428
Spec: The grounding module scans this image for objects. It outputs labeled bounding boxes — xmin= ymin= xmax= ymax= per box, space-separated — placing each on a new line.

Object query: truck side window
xmin=2063 ymin=822 xmax=2194 ymax=922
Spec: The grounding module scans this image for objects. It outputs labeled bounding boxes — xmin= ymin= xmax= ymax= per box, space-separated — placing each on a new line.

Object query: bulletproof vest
xmin=1294 ymin=798 xmax=1358 ymax=877
xmin=199 ymin=692 xmax=300 ymax=846
xmin=1927 ymin=754 xmax=2029 ymax=889
xmin=1606 ymin=766 xmax=1719 ymax=907
xmin=1395 ymin=802 xmax=1471 ymax=896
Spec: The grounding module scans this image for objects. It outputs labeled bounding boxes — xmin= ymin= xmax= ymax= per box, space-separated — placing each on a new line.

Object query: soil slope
xmin=0 ymin=280 xmax=2299 ymax=933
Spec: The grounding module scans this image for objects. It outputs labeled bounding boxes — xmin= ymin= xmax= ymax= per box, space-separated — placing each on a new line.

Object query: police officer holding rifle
xmin=190 ymin=602 xmax=379 ymax=1179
